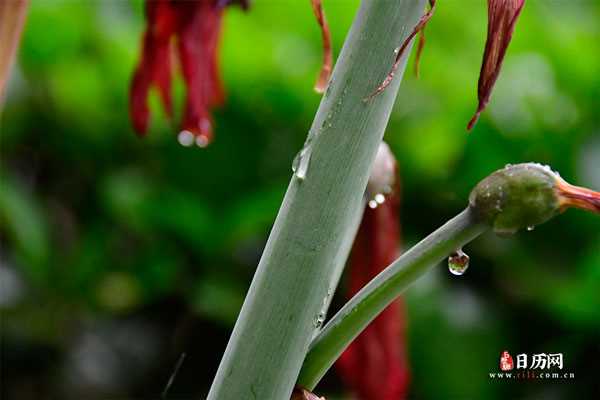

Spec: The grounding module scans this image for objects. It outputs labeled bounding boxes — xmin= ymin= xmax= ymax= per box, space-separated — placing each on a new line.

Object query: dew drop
xmin=448 ymin=249 xmax=470 ymax=276
xmin=368 ymin=199 xmax=378 ymax=209
xmin=374 ymin=193 xmax=385 ymax=204
xmin=313 ymin=312 xmax=325 ymax=328
xmin=195 ymin=135 xmax=210 ymax=148
xmin=178 ymin=130 xmax=194 ymax=147
xmin=526 ymin=225 xmax=535 ymax=231
xmin=292 ymin=145 xmax=312 ymax=181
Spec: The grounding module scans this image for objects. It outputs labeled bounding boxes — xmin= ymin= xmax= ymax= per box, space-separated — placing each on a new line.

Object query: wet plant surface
xmin=1 ymin=1 xmax=599 ymax=399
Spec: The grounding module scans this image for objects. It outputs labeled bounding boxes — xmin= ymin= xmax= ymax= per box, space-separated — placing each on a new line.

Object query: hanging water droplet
xmin=292 ymin=144 xmax=312 ymax=181
xmin=368 ymin=199 xmax=378 ymax=209
xmin=393 ymin=47 xmax=400 ymax=54
xmin=374 ymin=193 xmax=385 ymax=204
xmin=178 ymin=130 xmax=195 ymax=147
xmin=195 ymin=135 xmax=209 ymax=148
xmin=448 ymin=249 xmax=470 ymax=276
xmin=526 ymin=225 xmax=535 ymax=231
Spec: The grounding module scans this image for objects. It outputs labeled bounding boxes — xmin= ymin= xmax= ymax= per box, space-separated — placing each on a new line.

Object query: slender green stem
xmin=207 ymin=1 xmax=426 ymax=398
xmin=297 ymin=207 xmax=488 ymax=390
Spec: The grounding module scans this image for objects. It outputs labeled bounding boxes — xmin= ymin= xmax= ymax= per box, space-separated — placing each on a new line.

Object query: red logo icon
xmin=500 ymin=351 xmax=514 ymax=371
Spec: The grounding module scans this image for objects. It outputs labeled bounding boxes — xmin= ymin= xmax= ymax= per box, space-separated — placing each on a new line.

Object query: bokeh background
xmin=1 ymin=1 xmax=599 ymax=399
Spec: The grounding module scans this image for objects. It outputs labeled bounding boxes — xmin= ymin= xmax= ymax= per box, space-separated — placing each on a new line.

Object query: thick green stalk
xmin=298 ymin=207 xmax=488 ymax=389
xmin=207 ymin=1 xmax=426 ymax=399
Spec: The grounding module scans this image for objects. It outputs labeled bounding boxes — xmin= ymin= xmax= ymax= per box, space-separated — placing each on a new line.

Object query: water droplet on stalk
xmin=292 ymin=145 xmax=312 ymax=181
xmin=526 ymin=225 xmax=535 ymax=231
xmin=368 ymin=199 xmax=378 ymax=209
xmin=313 ymin=312 xmax=325 ymax=328
xmin=374 ymin=193 xmax=385 ymax=204
xmin=448 ymin=249 xmax=470 ymax=276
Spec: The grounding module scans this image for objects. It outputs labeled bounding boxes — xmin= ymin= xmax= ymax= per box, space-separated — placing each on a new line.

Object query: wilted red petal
xmin=365 ymin=0 xmax=436 ymax=101
xmin=467 ymin=0 xmax=525 ymax=130
xmin=310 ymin=0 xmax=333 ymax=94
xmin=130 ymin=0 xmax=177 ymax=135
xmin=176 ymin=1 xmax=223 ymax=145
xmin=336 ymin=145 xmax=409 ymax=400
xmin=130 ymin=61 xmax=151 ymax=135
xmin=153 ymin=41 xmax=174 ymax=118
xmin=130 ymin=0 xmax=247 ymax=144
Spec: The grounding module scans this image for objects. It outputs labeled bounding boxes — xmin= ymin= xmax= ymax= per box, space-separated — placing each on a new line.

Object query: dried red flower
xmin=336 ymin=144 xmax=410 ymax=400
xmin=130 ymin=0 xmax=248 ymax=147
xmin=468 ymin=0 xmax=525 ymax=130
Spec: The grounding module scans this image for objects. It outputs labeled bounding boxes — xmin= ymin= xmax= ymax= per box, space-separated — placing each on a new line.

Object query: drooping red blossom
xmin=130 ymin=0 xmax=248 ymax=147
xmin=336 ymin=143 xmax=410 ymax=400
xmin=310 ymin=0 xmax=332 ymax=94
xmin=365 ymin=0 xmax=436 ymax=101
xmin=467 ymin=0 xmax=525 ymax=130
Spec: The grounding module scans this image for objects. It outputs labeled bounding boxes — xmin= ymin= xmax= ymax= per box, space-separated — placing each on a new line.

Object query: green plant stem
xmin=297 ymin=207 xmax=488 ymax=390
xmin=207 ymin=1 xmax=426 ymax=399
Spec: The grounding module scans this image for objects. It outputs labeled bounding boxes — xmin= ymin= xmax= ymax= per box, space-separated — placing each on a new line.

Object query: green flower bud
xmin=469 ymin=163 xmax=599 ymax=236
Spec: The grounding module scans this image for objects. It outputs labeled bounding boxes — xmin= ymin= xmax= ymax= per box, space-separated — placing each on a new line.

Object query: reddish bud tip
xmin=556 ymin=179 xmax=600 ymax=214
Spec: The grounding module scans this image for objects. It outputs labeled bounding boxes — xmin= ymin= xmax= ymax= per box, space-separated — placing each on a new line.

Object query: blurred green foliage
xmin=1 ymin=1 xmax=599 ymax=399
